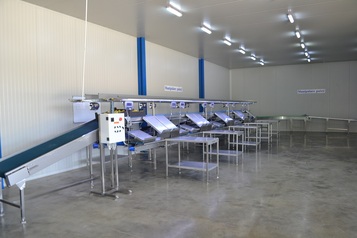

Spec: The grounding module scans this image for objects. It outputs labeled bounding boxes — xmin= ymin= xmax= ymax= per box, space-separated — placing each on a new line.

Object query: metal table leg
xmin=17 ymin=180 xmax=26 ymax=224
xmin=165 ymin=140 xmax=169 ymax=177
xmin=216 ymin=140 xmax=219 ymax=179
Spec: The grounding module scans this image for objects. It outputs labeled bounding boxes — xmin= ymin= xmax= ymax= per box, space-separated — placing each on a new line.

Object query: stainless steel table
xmin=202 ymin=130 xmax=244 ymax=164
xmin=245 ymin=122 xmax=273 ymax=144
xmin=229 ymin=125 xmax=261 ymax=151
xmin=165 ymin=136 xmax=219 ymax=182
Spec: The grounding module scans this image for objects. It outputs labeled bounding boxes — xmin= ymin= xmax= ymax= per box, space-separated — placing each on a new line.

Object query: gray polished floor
xmin=1 ymin=132 xmax=357 ymax=238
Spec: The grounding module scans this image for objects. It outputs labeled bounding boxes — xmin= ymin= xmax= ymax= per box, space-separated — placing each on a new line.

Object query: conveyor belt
xmin=0 ymin=119 xmax=98 ymax=185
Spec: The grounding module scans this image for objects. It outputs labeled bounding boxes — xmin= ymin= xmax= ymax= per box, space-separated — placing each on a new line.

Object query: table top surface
xmin=229 ymin=125 xmax=259 ymax=129
xmin=203 ymin=130 xmax=244 ymax=135
xmin=166 ymin=136 xmax=219 ymax=144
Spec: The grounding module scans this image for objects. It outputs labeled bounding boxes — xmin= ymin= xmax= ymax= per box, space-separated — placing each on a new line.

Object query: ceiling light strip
xmin=287 ymin=13 xmax=294 ymax=23
xmin=166 ymin=4 xmax=182 ymax=17
xmin=223 ymin=39 xmax=232 ymax=46
xmin=201 ymin=25 xmax=212 ymax=34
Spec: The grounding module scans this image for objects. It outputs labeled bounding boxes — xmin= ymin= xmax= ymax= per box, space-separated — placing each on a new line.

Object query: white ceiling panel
xmin=22 ymin=0 xmax=357 ymax=69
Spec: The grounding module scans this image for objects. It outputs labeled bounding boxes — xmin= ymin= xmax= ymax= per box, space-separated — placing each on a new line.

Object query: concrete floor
xmin=1 ymin=132 xmax=357 ymax=238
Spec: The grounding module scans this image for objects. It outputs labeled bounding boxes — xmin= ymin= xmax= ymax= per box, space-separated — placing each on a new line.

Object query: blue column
xmin=137 ymin=37 xmax=147 ymax=96
xmin=199 ymin=58 xmax=205 ymax=112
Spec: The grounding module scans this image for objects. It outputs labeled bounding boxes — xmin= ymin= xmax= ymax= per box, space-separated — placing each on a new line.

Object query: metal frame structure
xmin=87 ymin=94 xmax=256 ymax=175
xmin=202 ymin=130 xmax=244 ymax=165
xmin=256 ymin=119 xmax=280 ymax=137
xmin=229 ymin=125 xmax=262 ymax=151
xmin=1 ymin=94 xmax=256 ymax=224
xmin=245 ymin=122 xmax=273 ymax=144
xmin=0 ymin=120 xmax=98 ymax=223
xmin=307 ymin=116 xmax=357 ymax=133
xmin=165 ymin=136 xmax=219 ymax=182
xmin=256 ymin=115 xmax=357 ymax=133
xmin=79 ymin=93 xmax=257 ymax=106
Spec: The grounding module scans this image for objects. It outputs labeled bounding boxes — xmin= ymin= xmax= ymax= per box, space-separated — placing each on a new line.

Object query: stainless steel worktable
xmin=245 ymin=122 xmax=273 ymax=144
xmin=202 ymin=130 xmax=244 ymax=165
xmin=165 ymin=136 xmax=219 ymax=182
xmin=229 ymin=125 xmax=262 ymax=151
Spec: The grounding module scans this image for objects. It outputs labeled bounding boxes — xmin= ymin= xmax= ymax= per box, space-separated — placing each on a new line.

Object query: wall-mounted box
xmin=99 ymin=113 xmax=125 ymax=143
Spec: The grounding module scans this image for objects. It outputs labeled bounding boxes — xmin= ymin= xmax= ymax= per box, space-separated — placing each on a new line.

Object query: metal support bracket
xmin=0 ymin=179 xmax=27 ymax=223
xmin=90 ymin=144 xmax=131 ymax=199
xmin=17 ymin=180 xmax=26 ymax=224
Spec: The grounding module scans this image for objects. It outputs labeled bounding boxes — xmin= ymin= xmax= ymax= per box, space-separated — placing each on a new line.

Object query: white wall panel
xmin=230 ymin=61 xmax=357 ymax=132
xmin=146 ymin=42 xmax=198 ymax=98
xmin=146 ymin=42 xmax=199 ymax=114
xmin=0 ymin=0 xmax=137 ymax=179
xmin=205 ymin=61 xmax=229 ymax=100
xmin=0 ymin=0 xmax=40 ymax=154
xmin=327 ymin=62 xmax=350 ymax=118
xmin=307 ymin=64 xmax=330 ymax=117
xmin=81 ymin=24 xmax=137 ymax=95
xmin=349 ymin=62 xmax=357 ymax=118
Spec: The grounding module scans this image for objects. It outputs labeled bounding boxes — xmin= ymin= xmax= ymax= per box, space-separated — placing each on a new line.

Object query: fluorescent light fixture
xmin=201 ymin=25 xmax=212 ymax=34
xmin=259 ymin=61 xmax=265 ymax=66
xmin=250 ymin=54 xmax=256 ymax=61
xmin=295 ymin=30 xmax=301 ymax=39
xmin=223 ymin=38 xmax=232 ymax=46
xmin=287 ymin=13 xmax=294 ymax=23
xmin=304 ymin=51 xmax=309 ymax=57
xmin=166 ymin=4 xmax=182 ymax=17
xmin=307 ymin=58 xmax=311 ymax=62
xmin=238 ymin=48 xmax=246 ymax=54
xmin=300 ymin=42 xmax=305 ymax=49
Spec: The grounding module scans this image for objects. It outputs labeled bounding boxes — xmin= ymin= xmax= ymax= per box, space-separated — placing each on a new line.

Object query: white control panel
xmin=99 ymin=113 xmax=125 ymax=143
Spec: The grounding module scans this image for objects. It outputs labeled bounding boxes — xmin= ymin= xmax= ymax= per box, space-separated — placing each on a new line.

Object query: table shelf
xmin=165 ymin=136 xmax=219 ymax=182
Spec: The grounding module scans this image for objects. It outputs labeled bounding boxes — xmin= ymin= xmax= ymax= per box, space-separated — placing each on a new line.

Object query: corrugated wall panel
xmin=146 ymin=42 xmax=198 ymax=98
xmin=1 ymin=0 xmax=138 ymax=179
xmin=230 ymin=61 xmax=357 ymax=132
xmin=0 ymin=0 xmax=40 ymax=154
xmin=205 ymin=61 xmax=230 ymax=100
xmin=146 ymin=42 xmax=199 ymax=114
xmin=80 ymin=23 xmax=138 ymax=95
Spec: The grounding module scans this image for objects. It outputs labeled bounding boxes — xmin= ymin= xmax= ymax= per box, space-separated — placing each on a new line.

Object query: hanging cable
xmin=81 ymin=0 xmax=89 ymax=100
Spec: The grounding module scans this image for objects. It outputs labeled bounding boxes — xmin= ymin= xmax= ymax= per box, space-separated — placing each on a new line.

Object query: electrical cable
xmin=81 ymin=0 xmax=89 ymax=100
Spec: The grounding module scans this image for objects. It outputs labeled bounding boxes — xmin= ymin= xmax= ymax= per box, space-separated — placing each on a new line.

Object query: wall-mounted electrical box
xmin=99 ymin=113 xmax=125 ymax=144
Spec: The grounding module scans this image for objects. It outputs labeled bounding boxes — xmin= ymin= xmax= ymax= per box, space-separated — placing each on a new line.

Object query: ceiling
xmin=22 ymin=0 xmax=357 ymax=69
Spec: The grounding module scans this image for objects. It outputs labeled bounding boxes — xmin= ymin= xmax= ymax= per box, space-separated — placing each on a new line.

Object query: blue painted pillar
xmin=199 ymin=58 xmax=205 ymax=112
xmin=137 ymin=37 xmax=147 ymax=96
